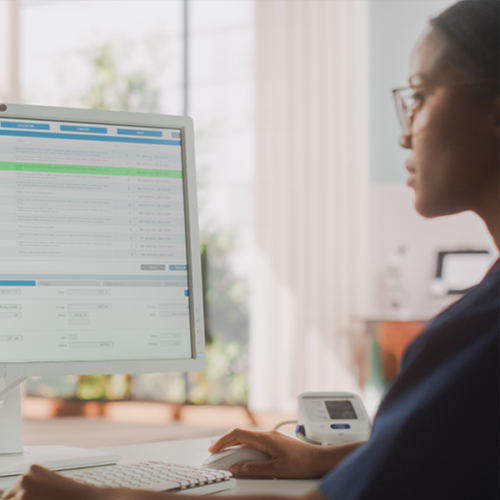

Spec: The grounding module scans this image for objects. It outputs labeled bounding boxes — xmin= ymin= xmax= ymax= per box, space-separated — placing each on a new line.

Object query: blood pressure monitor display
xmin=325 ymin=400 xmax=358 ymax=420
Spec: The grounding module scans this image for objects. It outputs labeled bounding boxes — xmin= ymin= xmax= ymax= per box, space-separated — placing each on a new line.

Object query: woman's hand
xmin=1 ymin=465 xmax=111 ymax=500
xmin=208 ymin=429 xmax=339 ymax=479
xmin=2 ymin=466 xmax=185 ymax=500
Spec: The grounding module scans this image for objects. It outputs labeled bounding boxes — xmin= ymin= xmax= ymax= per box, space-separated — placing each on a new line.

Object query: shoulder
xmin=401 ymin=267 xmax=499 ymax=372
xmin=388 ymin=267 xmax=499 ymax=404
xmin=319 ymin=270 xmax=499 ymax=500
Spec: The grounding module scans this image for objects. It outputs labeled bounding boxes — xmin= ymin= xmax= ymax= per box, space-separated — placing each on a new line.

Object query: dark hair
xmin=430 ymin=0 xmax=499 ymax=83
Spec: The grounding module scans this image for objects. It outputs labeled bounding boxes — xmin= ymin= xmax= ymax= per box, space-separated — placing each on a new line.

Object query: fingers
xmin=24 ymin=464 xmax=53 ymax=481
xmin=2 ymin=465 xmax=95 ymax=500
xmin=209 ymin=429 xmax=253 ymax=452
xmin=21 ymin=465 xmax=59 ymax=489
xmin=2 ymin=486 xmax=18 ymax=500
xmin=229 ymin=460 xmax=276 ymax=478
xmin=209 ymin=429 xmax=270 ymax=453
xmin=208 ymin=431 xmax=240 ymax=453
xmin=1 ymin=465 xmax=51 ymax=500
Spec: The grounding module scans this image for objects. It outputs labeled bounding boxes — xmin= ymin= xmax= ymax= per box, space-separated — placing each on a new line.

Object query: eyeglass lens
xmin=393 ymin=88 xmax=416 ymax=135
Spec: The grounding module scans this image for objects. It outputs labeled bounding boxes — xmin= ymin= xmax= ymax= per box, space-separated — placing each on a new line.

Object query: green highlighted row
xmin=0 ymin=161 xmax=183 ymax=179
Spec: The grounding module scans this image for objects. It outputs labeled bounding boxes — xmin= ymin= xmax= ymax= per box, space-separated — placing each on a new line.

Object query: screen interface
xmin=325 ymin=400 xmax=358 ymax=420
xmin=0 ymin=118 xmax=192 ymax=362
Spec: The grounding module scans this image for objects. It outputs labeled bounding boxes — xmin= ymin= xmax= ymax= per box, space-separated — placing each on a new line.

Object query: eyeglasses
xmin=392 ymin=82 xmax=497 ymax=135
xmin=392 ymin=87 xmax=418 ymax=136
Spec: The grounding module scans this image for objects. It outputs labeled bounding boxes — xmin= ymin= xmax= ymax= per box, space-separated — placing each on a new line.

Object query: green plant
xmin=82 ymin=44 xmax=159 ymax=113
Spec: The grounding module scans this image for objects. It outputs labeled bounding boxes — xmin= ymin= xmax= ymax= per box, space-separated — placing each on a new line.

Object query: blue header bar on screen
xmin=117 ymin=129 xmax=163 ymax=137
xmin=0 ymin=281 xmax=36 ymax=287
xmin=0 ymin=129 xmax=181 ymax=146
xmin=1 ymin=121 xmax=50 ymax=130
xmin=60 ymin=125 xmax=108 ymax=134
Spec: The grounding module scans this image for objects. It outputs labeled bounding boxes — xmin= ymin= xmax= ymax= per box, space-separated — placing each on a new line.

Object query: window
xmin=20 ymin=0 xmax=254 ymax=406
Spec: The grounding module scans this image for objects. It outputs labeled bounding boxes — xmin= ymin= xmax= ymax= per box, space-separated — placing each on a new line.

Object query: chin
xmin=414 ymin=204 xmax=441 ymax=219
xmin=414 ymin=195 xmax=464 ymax=219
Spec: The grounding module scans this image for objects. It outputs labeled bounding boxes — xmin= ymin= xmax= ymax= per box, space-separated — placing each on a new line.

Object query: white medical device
xmin=296 ymin=392 xmax=371 ymax=446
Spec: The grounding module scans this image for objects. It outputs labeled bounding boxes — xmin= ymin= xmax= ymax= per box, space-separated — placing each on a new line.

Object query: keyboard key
xmin=64 ymin=460 xmax=233 ymax=493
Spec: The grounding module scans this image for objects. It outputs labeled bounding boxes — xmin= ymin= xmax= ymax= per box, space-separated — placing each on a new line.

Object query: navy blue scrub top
xmin=320 ymin=264 xmax=499 ymax=500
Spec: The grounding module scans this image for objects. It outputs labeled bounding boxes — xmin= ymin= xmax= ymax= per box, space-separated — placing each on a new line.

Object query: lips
xmin=406 ymin=160 xmax=416 ymax=187
xmin=405 ymin=160 xmax=416 ymax=174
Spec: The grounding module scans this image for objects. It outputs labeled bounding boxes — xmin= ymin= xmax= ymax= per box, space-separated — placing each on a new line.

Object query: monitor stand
xmin=0 ymin=378 xmax=121 ymax=477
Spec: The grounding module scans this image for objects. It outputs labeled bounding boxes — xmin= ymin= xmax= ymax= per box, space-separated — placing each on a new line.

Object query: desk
xmin=0 ymin=437 xmax=320 ymax=497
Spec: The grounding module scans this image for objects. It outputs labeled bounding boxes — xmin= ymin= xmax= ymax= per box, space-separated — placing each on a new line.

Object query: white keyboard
xmin=65 ymin=461 xmax=233 ymax=494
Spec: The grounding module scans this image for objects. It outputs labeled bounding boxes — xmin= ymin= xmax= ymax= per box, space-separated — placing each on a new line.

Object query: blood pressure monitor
xmin=296 ymin=392 xmax=372 ymax=446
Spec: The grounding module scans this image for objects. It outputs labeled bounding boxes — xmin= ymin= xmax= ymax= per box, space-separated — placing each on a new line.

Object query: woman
xmin=3 ymin=1 xmax=498 ymax=499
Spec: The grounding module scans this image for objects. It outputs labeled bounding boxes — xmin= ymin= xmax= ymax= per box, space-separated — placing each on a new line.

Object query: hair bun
xmin=432 ymin=0 xmax=499 ymax=81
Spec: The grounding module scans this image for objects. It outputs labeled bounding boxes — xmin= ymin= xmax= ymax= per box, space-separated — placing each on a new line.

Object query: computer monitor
xmin=0 ymin=103 xmax=206 ymax=475
xmin=429 ymin=250 xmax=495 ymax=297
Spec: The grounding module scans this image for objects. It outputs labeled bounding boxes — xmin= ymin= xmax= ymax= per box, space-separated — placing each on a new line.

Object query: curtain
xmin=249 ymin=0 xmax=370 ymax=413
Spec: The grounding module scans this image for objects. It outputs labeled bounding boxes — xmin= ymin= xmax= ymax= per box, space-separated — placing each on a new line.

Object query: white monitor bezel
xmin=0 ymin=103 xmax=206 ymax=378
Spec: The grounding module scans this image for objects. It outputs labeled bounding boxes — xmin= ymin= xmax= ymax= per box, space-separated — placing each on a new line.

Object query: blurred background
xmin=0 ymin=0 xmax=497 ymax=447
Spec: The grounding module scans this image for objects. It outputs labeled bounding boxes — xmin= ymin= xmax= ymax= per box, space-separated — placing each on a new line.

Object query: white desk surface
xmin=0 ymin=437 xmax=321 ymax=497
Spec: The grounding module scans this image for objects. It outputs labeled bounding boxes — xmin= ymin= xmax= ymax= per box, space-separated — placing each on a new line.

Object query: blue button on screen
xmin=2 ymin=121 xmax=50 ymax=130
xmin=117 ymin=128 xmax=162 ymax=137
xmin=60 ymin=125 xmax=107 ymax=134
xmin=330 ymin=424 xmax=350 ymax=430
xmin=170 ymin=265 xmax=188 ymax=271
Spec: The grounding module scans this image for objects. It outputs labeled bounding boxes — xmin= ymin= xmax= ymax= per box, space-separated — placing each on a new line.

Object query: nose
xmin=399 ymin=131 xmax=412 ymax=150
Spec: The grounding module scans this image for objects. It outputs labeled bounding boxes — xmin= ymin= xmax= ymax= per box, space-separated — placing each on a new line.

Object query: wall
xmin=0 ymin=1 xmax=20 ymax=103
xmin=367 ymin=0 xmax=498 ymax=319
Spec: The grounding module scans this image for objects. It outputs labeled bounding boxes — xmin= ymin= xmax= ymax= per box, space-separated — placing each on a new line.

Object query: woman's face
xmin=400 ymin=27 xmax=499 ymax=219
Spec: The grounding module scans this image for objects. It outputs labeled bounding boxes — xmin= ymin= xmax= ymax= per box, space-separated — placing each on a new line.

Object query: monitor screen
xmin=324 ymin=400 xmax=358 ymax=420
xmin=0 ymin=117 xmax=193 ymax=363
xmin=439 ymin=251 xmax=494 ymax=293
